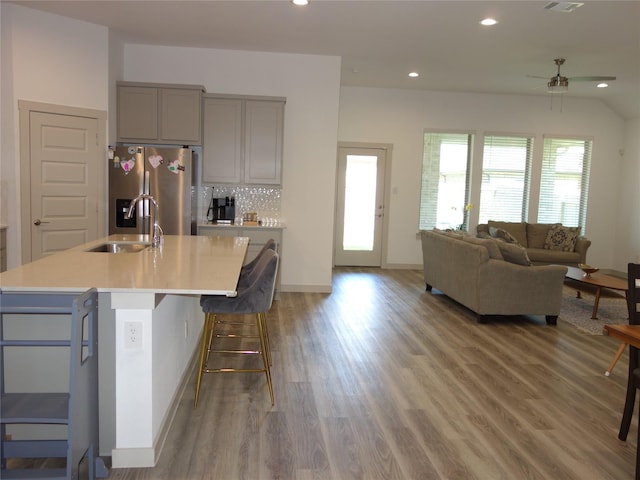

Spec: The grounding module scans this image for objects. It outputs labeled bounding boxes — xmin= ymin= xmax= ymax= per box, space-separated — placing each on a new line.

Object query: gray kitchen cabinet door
xmin=160 ymin=88 xmax=202 ymax=144
xmin=244 ymin=100 xmax=284 ymax=185
xmin=117 ymin=85 xmax=158 ymax=142
xmin=202 ymin=97 xmax=243 ymax=184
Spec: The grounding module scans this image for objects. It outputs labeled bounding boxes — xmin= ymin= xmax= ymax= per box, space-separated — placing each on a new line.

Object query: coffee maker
xmin=207 ymin=196 xmax=235 ymax=223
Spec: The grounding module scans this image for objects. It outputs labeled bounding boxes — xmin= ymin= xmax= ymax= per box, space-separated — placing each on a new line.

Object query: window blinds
xmin=478 ymin=135 xmax=533 ymax=224
xmin=538 ymin=137 xmax=592 ymax=230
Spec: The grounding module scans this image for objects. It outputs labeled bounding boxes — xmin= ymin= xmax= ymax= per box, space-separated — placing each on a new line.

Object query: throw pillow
xmin=489 ymin=227 xmax=520 ymax=245
xmin=543 ymin=225 xmax=581 ymax=252
xmin=496 ymin=242 xmax=532 ymax=266
xmin=463 ymin=236 xmax=504 ymax=260
xmin=487 ymin=221 xmax=527 ymax=246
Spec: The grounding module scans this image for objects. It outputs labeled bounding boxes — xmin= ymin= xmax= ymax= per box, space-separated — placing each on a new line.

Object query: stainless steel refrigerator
xmin=109 ymin=145 xmax=197 ymax=236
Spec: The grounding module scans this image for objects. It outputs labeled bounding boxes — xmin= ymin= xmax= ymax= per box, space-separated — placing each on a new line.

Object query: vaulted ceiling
xmin=11 ymin=0 xmax=640 ymax=119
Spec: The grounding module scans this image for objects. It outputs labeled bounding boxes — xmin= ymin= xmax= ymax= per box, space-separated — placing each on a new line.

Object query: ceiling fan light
xmin=548 ymin=75 xmax=569 ymax=93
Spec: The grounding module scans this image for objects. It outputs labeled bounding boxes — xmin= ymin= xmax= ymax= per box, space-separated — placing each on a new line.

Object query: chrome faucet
xmin=126 ymin=194 xmax=163 ymax=247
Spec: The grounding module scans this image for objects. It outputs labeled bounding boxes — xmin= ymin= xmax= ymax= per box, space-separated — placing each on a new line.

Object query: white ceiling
xmin=11 ymin=0 xmax=640 ymax=120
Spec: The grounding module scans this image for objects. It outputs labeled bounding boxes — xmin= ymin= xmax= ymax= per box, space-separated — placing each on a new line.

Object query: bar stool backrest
xmin=628 ymin=263 xmax=640 ymax=325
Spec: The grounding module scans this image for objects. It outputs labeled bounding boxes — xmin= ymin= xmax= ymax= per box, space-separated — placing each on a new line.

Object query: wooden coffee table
xmin=564 ymin=266 xmax=628 ymax=319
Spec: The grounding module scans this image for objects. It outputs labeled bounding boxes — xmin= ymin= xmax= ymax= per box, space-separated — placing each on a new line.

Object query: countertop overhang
xmin=0 ymin=234 xmax=249 ymax=295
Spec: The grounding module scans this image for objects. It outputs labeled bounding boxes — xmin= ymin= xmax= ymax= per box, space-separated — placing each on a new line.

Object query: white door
xmin=29 ymin=111 xmax=99 ymax=259
xmin=334 ymin=147 xmax=387 ymax=266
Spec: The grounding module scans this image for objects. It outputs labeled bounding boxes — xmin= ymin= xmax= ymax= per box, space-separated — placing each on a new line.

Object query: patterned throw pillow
xmin=543 ymin=225 xmax=581 ymax=252
xmin=489 ymin=227 xmax=520 ymax=245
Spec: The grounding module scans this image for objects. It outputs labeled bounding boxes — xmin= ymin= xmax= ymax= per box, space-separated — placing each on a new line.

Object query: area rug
xmin=559 ymin=279 xmax=628 ymax=335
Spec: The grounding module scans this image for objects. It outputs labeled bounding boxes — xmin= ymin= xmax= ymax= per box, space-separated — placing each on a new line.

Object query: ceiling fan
xmin=528 ymin=58 xmax=616 ymax=93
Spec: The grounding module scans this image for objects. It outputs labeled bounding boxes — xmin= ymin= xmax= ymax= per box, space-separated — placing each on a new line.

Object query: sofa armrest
xmin=477 ymin=261 xmax=567 ymax=316
xmin=574 ymin=236 xmax=591 ymax=264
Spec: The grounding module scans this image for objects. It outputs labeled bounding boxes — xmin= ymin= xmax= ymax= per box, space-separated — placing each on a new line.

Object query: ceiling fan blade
xmin=568 ymin=76 xmax=617 ymax=82
xmin=526 ymin=74 xmax=550 ymax=79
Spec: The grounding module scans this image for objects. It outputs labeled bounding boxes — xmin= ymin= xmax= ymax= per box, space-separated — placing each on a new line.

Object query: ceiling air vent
xmin=544 ymin=2 xmax=584 ymax=12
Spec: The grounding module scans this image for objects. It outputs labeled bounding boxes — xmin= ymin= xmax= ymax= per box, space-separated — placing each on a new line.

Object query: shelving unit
xmin=0 ymin=289 xmax=107 ymax=479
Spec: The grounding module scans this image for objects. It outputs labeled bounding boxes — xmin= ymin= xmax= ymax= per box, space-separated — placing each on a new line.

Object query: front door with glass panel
xmin=334 ymin=147 xmax=386 ymax=266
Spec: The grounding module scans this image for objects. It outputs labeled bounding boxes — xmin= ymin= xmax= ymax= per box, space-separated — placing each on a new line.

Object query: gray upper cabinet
xmin=202 ymin=97 xmax=243 ymax=183
xmin=203 ymin=94 xmax=285 ymax=185
xmin=117 ymin=82 xmax=204 ymax=145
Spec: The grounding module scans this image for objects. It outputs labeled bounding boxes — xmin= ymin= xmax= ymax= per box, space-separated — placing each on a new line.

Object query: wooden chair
xmin=194 ymin=249 xmax=279 ymax=408
xmin=618 ymin=263 xmax=640 ymax=478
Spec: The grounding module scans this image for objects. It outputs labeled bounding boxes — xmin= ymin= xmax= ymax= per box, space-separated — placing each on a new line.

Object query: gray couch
xmin=421 ymin=229 xmax=567 ymax=324
xmin=477 ymin=221 xmax=590 ymax=266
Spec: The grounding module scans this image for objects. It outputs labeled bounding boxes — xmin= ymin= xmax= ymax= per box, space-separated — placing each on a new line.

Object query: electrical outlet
xmin=124 ymin=321 xmax=143 ymax=349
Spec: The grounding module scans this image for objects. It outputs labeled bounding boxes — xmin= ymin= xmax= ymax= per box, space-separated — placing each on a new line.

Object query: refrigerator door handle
xmin=143 ymin=170 xmax=150 ymax=223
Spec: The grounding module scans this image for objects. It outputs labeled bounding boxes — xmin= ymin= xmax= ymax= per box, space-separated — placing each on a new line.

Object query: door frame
xmin=19 ymin=100 xmax=107 ymax=264
xmin=334 ymin=142 xmax=393 ymax=268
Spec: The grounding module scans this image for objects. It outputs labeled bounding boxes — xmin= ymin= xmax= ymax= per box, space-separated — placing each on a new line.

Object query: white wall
xmin=122 ymin=45 xmax=342 ymax=291
xmin=338 ymin=86 xmax=628 ymax=272
xmin=616 ymin=119 xmax=640 ymax=269
xmin=0 ymin=3 xmax=109 ymax=268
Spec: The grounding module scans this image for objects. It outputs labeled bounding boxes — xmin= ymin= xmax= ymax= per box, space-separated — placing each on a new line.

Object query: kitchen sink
xmin=85 ymin=242 xmax=151 ymax=253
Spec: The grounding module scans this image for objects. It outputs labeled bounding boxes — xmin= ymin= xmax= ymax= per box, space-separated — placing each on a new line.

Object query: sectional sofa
xmin=420 ymin=229 xmax=568 ymax=324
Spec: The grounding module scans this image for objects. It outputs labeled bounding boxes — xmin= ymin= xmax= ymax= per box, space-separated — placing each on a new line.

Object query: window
xmin=478 ymin=135 xmax=533 ymax=224
xmin=419 ymin=132 xmax=473 ymax=230
xmin=538 ymin=137 xmax=592 ymax=230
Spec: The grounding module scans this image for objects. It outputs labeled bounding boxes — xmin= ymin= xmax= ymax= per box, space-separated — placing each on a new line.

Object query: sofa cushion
xmin=489 ymin=227 xmax=520 ymax=245
xmin=527 ymin=248 xmax=581 ymax=265
xmin=496 ymin=242 xmax=532 ymax=266
xmin=544 ymin=225 xmax=581 ymax=252
xmin=487 ymin=221 xmax=527 ymax=247
xmin=463 ymin=236 xmax=504 ymax=260
xmin=527 ymin=223 xmax=560 ymax=249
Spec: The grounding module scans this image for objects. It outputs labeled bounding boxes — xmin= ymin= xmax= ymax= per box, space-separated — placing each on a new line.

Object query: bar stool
xmin=239 ymin=238 xmax=276 ymax=287
xmin=237 ymin=239 xmax=277 ymax=364
xmin=194 ymin=249 xmax=279 ymax=408
xmin=618 ymin=263 xmax=640 ymax=479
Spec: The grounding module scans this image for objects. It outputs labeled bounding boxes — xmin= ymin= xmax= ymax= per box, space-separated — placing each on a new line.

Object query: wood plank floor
xmin=110 ymin=267 xmax=637 ymax=479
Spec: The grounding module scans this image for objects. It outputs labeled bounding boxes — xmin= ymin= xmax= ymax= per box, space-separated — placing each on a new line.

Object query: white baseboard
xmin=280 ymin=284 xmax=332 ymax=293
xmin=382 ymin=263 xmax=422 ymax=270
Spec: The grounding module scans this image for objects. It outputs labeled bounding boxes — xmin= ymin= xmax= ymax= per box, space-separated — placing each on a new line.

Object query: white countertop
xmin=0 ymin=234 xmax=249 ymax=295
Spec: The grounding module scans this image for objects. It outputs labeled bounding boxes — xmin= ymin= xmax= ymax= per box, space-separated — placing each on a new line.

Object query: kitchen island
xmin=0 ymin=234 xmax=249 ymax=468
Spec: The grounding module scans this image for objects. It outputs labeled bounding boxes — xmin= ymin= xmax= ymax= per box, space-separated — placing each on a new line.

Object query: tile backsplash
xmin=199 ymin=185 xmax=282 ymax=224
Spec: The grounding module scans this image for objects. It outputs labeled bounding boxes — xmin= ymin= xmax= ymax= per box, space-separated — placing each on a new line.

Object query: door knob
xmin=33 ymin=219 xmax=50 ymax=226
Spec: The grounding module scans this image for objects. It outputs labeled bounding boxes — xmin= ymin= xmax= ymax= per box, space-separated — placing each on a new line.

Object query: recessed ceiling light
xmin=480 ymin=18 xmax=498 ymax=26
xmin=597 ymin=83 xmax=609 ymax=88
xmin=292 ymin=0 xmax=309 ymax=5
xmin=408 ymin=72 xmax=419 ymax=78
